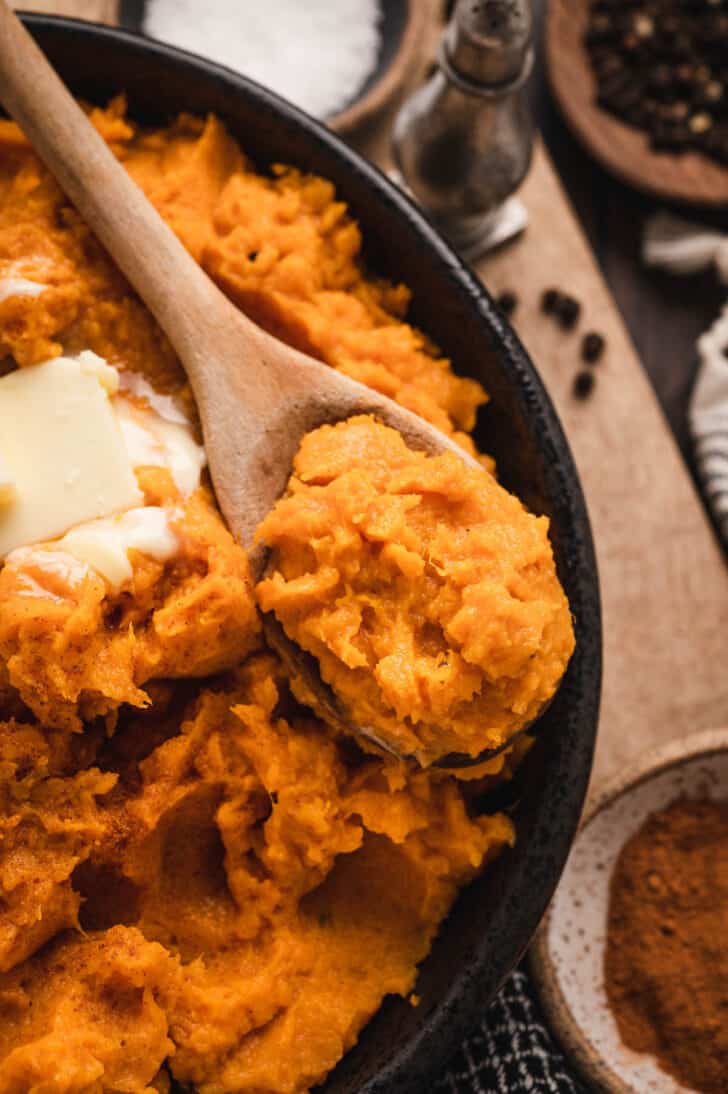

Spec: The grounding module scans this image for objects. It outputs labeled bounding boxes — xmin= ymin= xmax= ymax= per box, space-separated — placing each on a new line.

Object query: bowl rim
xmin=531 ymin=726 xmax=728 ymax=1094
xmin=14 ymin=14 xmax=603 ymax=1093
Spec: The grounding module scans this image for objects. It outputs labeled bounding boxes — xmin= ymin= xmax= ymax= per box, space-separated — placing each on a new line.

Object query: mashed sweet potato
xmin=0 ymin=656 xmax=512 ymax=1094
xmin=0 ymin=99 xmax=567 ymax=1094
xmin=0 ymin=468 xmax=259 ymax=734
xmin=256 ymin=417 xmax=574 ymax=765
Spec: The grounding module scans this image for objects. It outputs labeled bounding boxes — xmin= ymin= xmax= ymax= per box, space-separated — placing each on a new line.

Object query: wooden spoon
xmin=0 ymin=2 xmax=520 ymax=768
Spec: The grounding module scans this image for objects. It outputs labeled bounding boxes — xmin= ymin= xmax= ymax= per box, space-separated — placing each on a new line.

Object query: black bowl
xmin=18 ymin=16 xmax=602 ymax=1093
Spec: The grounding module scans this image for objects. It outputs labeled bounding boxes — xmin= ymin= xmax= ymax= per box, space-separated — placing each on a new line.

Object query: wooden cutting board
xmin=17 ymin=0 xmax=728 ymax=793
xmin=480 ymin=148 xmax=728 ymax=789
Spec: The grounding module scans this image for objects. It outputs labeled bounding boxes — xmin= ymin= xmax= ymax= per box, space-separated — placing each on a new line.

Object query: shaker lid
xmin=445 ymin=0 xmax=533 ymax=88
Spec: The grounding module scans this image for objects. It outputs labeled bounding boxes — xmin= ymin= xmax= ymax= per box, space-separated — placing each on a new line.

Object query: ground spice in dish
xmin=604 ymin=797 xmax=728 ymax=1094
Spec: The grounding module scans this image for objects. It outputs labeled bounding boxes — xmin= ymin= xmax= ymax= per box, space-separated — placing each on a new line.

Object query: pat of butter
xmin=57 ymin=507 xmax=179 ymax=590
xmin=0 ymin=353 xmax=143 ymax=557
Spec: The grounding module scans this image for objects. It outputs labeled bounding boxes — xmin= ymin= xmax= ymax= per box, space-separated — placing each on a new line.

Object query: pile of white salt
xmin=143 ymin=0 xmax=382 ymax=120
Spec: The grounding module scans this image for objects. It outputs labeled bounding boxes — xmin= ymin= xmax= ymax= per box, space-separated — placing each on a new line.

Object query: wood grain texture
xmin=546 ymin=0 xmax=728 ymax=208
xmin=11 ymin=0 xmax=118 ymax=23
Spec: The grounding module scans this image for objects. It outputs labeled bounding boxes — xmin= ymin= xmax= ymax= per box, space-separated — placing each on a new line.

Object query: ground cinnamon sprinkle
xmin=604 ymin=797 xmax=728 ymax=1093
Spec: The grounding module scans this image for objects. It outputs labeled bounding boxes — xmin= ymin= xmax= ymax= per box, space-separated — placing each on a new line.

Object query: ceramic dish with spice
xmin=0 ymin=14 xmax=601 ymax=1094
xmin=531 ymin=727 xmax=728 ymax=1094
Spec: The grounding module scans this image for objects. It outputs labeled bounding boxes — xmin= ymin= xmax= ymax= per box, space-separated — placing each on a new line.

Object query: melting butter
xmin=0 ymin=353 xmax=142 ymax=557
xmin=118 ymin=370 xmax=189 ymax=425
xmin=0 ymin=277 xmax=47 ymax=303
xmin=55 ymin=507 xmax=179 ymax=590
xmin=114 ymin=396 xmax=206 ymax=497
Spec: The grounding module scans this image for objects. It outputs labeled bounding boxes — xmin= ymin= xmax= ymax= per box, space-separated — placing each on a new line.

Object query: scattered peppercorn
xmin=496 ymin=290 xmax=518 ymax=317
xmin=541 ymin=288 xmax=560 ymax=314
xmin=555 ymin=294 xmax=581 ymax=330
xmin=585 ymin=0 xmax=728 ymax=165
xmin=581 ymin=331 xmax=606 ymax=363
xmin=573 ymin=370 xmax=595 ymax=399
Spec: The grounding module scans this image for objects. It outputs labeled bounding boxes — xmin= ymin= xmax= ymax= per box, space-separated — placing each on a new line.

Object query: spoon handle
xmin=0 ymin=2 xmax=232 ymax=357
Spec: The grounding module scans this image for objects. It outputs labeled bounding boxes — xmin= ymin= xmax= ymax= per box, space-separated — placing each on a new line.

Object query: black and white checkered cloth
xmin=436 ymin=968 xmax=585 ymax=1093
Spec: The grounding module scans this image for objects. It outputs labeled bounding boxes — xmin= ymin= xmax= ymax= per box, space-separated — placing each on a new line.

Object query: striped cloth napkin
xmin=643 ymin=212 xmax=728 ymax=547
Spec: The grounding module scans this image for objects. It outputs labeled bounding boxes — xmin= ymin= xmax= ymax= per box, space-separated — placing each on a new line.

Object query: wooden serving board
xmin=12 ymin=0 xmax=118 ymax=23
xmin=17 ymin=0 xmax=728 ymax=795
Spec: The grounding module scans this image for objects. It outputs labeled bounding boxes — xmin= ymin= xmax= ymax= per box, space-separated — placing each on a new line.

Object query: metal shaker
xmin=392 ymin=0 xmax=534 ymax=259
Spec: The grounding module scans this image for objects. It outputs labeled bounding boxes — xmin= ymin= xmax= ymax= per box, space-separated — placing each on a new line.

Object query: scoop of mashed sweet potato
xmin=256 ymin=417 xmax=575 ymax=765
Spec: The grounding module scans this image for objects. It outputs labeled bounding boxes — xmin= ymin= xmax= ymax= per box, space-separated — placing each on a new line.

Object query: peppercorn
xmin=541 ymin=288 xmax=560 ymax=314
xmin=573 ymin=370 xmax=595 ymax=399
xmin=496 ymin=290 xmax=518 ymax=318
xmin=556 ymin=294 xmax=581 ymax=330
xmin=581 ymin=331 xmax=606 ymax=363
xmin=689 ymin=111 xmax=712 ymax=134
xmin=584 ymin=0 xmax=728 ymax=166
